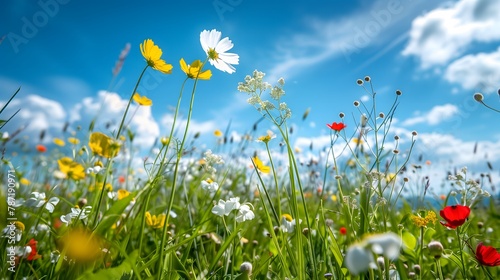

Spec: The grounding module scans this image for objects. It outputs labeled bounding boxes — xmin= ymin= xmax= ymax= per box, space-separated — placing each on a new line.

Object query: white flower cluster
xmin=211 ymin=197 xmax=255 ymax=223
xmin=203 ymin=149 xmax=225 ymax=175
xmin=448 ymin=166 xmax=491 ymax=205
xmin=237 ymin=70 xmax=291 ymax=124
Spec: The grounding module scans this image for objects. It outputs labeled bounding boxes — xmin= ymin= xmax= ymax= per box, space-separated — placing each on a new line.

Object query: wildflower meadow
xmin=1 ymin=29 xmax=500 ymax=280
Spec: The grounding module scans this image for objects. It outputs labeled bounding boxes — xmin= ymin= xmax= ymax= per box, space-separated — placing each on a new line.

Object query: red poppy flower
xmin=26 ymin=239 xmax=41 ymax=261
xmin=327 ymin=122 xmax=346 ymax=132
xmin=118 ymin=175 xmax=126 ymax=184
xmin=439 ymin=205 xmax=470 ymax=229
xmin=476 ymin=243 xmax=500 ymax=266
xmin=339 ymin=227 xmax=347 ymax=235
xmin=36 ymin=144 xmax=47 ymax=153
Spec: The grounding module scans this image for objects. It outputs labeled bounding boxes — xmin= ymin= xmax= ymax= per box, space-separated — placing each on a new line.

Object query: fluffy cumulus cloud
xmin=417 ymin=133 xmax=500 ymax=168
xmin=1 ymin=94 xmax=66 ymax=144
xmin=1 ymin=91 xmax=160 ymax=150
xmin=402 ymin=104 xmax=459 ymax=126
xmin=402 ymin=0 xmax=500 ymax=68
xmin=71 ymin=91 xmax=160 ymax=148
xmin=160 ymin=114 xmax=217 ymax=138
xmin=445 ymin=47 xmax=500 ymax=92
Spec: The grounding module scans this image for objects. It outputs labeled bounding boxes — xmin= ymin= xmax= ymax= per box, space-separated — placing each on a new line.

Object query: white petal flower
xmin=281 ymin=214 xmax=296 ymax=233
xmin=212 ymin=200 xmax=228 ymax=217
xmin=200 ymin=29 xmax=239 ymax=74
xmin=366 ymin=232 xmax=402 ymax=260
xmin=236 ymin=204 xmax=255 ymax=222
xmin=25 ymin=192 xmax=59 ymax=213
xmin=345 ymin=244 xmax=376 ymax=275
xmin=201 ymin=178 xmax=219 ymax=192
xmin=225 ymin=197 xmax=240 ymax=213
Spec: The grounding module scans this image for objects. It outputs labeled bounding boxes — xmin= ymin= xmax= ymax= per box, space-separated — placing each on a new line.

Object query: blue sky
xmin=2 ymin=0 xmax=500 ymax=191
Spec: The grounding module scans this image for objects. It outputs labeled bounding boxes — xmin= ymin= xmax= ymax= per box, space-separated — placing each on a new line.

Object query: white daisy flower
xmin=200 ymin=29 xmax=239 ymax=74
xmin=25 ymin=192 xmax=59 ymax=213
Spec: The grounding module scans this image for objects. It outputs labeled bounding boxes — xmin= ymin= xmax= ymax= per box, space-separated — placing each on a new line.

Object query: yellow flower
xmin=60 ymin=228 xmax=102 ymax=263
xmin=145 ymin=212 xmax=166 ymax=229
xmin=411 ymin=210 xmax=437 ymax=228
xmin=252 ymin=156 xmax=270 ymax=174
xmin=89 ymin=132 xmax=121 ymax=158
xmin=256 ymin=131 xmax=275 ymax=144
xmin=89 ymin=181 xmax=113 ymax=192
xmin=57 ymin=157 xmax=85 ymax=180
xmin=352 ymin=138 xmax=363 ymax=145
xmin=160 ymin=137 xmax=170 ymax=146
xmin=133 ymin=93 xmax=152 ymax=106
xmin=140 ymin=39 xmax=173 ymax=74
xmin=180 ymin=58 xmax=212 ymax=80
xmin=214 ymin=129 xmax=223 ymax=137
xmin=282 ymin=213 xmax=293 ymax=222
xmin=14 ymin=221 xmax=25 ymax=231
xmin=53 ymin=138 xmax=65 ymax=146
xmin=68 ymin=137 xmax=80 ymax=145
xmin=424 ymin=211 xmax=437 ymax=224
xmin=386 ymin=173 xmax=396 ymax=182
xmin=331 ymin=194 xmax=338 ymax=202
xmin=117 ymin=189 xmax=131 ymax=200
xmin=20 ymin=178 xmax=30 ymax=185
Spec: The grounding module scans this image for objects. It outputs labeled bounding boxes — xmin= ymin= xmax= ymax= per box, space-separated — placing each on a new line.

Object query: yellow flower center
xmin=282 ymin=214 xmax=293 ymax=222
xmin=207 ymin=48 xmax=219 ymax=60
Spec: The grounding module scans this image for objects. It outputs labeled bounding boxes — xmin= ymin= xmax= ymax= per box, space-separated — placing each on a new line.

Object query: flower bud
xmin=413 ymin=264 xmax=421 ymax=274
xmin=240 ymin=261 xmax=252 ymax=275
xmin=395 ymin=90 xmax=402 ymax=96
xmin=339 ymin=112 xmax=345 ymax=118
xmin=356 ymin=79 xmax=364 ymax=85
xmin=473 ymin=93 xmax=484 ymax=102
xmin=428 ymin=241 xmax=444 ymax=259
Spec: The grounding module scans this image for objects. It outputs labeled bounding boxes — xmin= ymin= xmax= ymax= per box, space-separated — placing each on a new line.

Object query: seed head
xmin=364 ymin=76 xmax=371 ymax=82
xmin=473 ymin=92 xmax=484 ymax=102
xmin=356 ymin=79 xmax=364 ymax=85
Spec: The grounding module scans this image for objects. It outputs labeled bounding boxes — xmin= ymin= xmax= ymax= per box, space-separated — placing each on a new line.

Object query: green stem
xmin=265 ymin=142 xmax=282 ymax=221
xmin=436 ymin=258 xmax=444 ymax=280
xmin=157 ymin=59 xmax=207 ymax=279
xmin=456 ymin=228 xmax=467 ymax=278
xmin=116 ymin=65 xmax=149 ymax=139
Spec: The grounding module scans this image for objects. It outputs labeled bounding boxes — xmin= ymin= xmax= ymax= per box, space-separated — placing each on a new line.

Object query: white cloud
xmin=266 ymin=0 xmax=423 ymax=81
xmin=402 ymin=0 xmax=500 ymax=68
xmin=2 ymin=90 xmax=160 ymax=150
xmin=71 ymin=91 xmax=160 ymax=148
xmin=402 ymin=104 xmax=459 ymax=126
xmin=417 ymin=132 xmax=500 ymax=167
xmin=160 ymin=113 xmax=217 ymax=137
xmin=1 ymin=94 xmax=66 ymax=144
xmin=445 ymin=47 xmax=500 ymax=92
